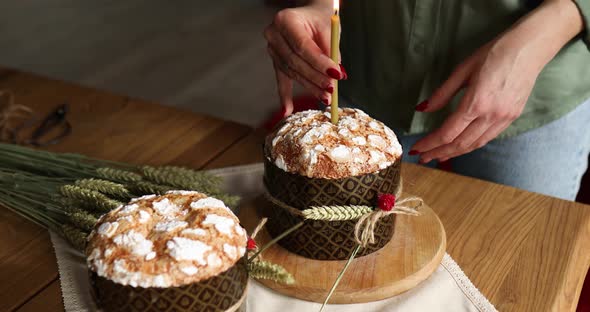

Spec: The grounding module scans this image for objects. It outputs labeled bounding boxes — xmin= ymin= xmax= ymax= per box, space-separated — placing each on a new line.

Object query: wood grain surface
xmin=0 ymin=66 xmax=252 ymax=311
xmin=0 ymin=66 xmax=589 ymax=312
xmin=239 ymin=196 xmax=446 ymax=303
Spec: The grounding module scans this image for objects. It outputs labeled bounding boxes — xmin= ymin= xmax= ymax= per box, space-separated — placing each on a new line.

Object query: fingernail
xmin=320 ymin=97 xmax=329 ymax=105
xmin=415 ymin=100 xmax=429 ymax=112
xmin=408 ymin=150 xmax=420 ymax=156
xmin=326 ymin=68 xmax=342 ymax=80
xmin=325 ymin=85 xmax=334 ymax=93
xmin=339 ymin=64 xmax=348 ymax=80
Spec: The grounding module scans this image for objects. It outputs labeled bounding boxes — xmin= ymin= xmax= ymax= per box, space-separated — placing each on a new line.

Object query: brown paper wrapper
xmin=262 ymin=150 xmax=401 ymax=260
xmin=90 ymin=257 xmax=248 ymax=312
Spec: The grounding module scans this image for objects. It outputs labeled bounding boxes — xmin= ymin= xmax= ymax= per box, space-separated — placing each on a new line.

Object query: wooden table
xmin=1 ymin=67 xmax=589 ymax=312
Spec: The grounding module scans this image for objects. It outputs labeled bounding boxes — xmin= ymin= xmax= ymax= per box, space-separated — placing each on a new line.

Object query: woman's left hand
xmin=411 ymin=0 xmax=584 ymax=163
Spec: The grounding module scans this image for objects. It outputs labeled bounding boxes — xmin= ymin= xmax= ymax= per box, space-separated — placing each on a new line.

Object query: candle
xmin=330 ymin=0 xmax=340 ymax=125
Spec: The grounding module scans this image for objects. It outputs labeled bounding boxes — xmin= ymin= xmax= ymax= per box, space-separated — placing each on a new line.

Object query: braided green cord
xmin=248 ymin=260 xmax=295 ymax=285
xmin=302 ymin=205 xmax=374 ymax=221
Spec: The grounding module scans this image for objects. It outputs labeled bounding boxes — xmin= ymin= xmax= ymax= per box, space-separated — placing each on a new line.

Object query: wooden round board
xmin=238 ymin=195 xmax=446 ymax=304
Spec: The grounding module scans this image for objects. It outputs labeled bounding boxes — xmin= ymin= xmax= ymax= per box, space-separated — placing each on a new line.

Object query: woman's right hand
xmin=264 ymin=2 xmax=345 ymax=116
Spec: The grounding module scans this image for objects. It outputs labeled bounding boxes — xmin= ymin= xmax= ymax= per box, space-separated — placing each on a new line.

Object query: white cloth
xmin=50 ymin=163 xmax=498 ymax=312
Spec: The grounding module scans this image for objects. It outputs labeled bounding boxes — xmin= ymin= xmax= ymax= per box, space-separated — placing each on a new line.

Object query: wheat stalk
xmin=75 ymin=178 xmax=131 ymax=199
xmin=319 ymin=245 xmax=362 ymax=312
xmin=141 ymin=166 xmax=221 ymax=193
xmin=158 ymin=166 xmax=222 ymax=185
xmin=129 ymin=181 xmax=172 ymax=195
xmin=96 ymin=167 xmax=142 ymax=183
xmin=61 ymin=224 xmax=88 ymax=252
xmin=248 ymin=260 xmax=295 ymax=285
xmin=214 ymin=194 xmax=240 ymax=208
xmin=0 ymin=144 xmax=244 ymax=252
xmin=56 ymin=197 xmax=101 ymax=217
xmin=60 ymin=185 xmax=122 ymax=213
xmin=302 ymin=205 xmax=374 ymax=221
xmin=66 ymin=209 xmax=98 ymax=231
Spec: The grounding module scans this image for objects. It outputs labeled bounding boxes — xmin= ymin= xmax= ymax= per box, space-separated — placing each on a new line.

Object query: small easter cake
xmin=263 ymin=108 xmax=402 ymax=260
xmin=86 ymin=191 xmax=248 ymax=312
xmin=266 ymin=107 xmax=402 ymax=179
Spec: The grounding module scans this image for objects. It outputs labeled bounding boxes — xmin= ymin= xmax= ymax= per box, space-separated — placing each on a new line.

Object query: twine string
xmin=263 ymin=179 xmax=423 ymax=248
xmin=353 ymin=195 xmax=423 ymax=246
xmin=248 ymin=217 xmax=269 ymax=261
xmin=0 ymin=90 xmax=32 ymax=140
xmin=250 ymin=217 xmax=268 ymax=241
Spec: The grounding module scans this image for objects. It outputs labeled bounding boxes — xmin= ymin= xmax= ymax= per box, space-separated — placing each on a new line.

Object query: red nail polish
xmin=320 ymin=97 xmax=329 ymax=105
xmin=339 ymin=64 xmax=348 ymax=80
xmin=415 ymin=100 xmax=429 ymax=112
xmin=325 ymin=85 xmax=334 ymax=93
xmin=326 ymin=68 xmax=342 ymax=80
xmin=409 ymin=150 xmax=420 ymax=156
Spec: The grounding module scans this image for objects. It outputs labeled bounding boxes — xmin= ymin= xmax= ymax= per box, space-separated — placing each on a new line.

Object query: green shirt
xmin=340 ymin=0 xmax=590 ymax=138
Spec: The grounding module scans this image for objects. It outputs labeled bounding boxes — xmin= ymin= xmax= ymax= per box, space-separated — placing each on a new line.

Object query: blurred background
xmin=0 ymin=0 xmax=292 ymax=127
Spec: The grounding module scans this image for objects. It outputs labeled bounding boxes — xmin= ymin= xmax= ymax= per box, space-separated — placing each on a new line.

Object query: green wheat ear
xmin=66 ymin=209 xmax=98 ymax=231
xmin=75 ymin=178 xmax=131 ymax=199
xmin=60 ymin=185 xmax=123 ymax=213
xmin=129 ymin=181 xmax=172 ymax=195
xmin=96 ymin=167 xmax=142 ymax=183
xmin=248 ymin=260 xmax=295 ymax=285
xmin=140 ymin=166 xmax=222 ymax=193
xmin=302 ymin=205 xmax=374 ymax=221
xmin=158 ymin=166 xmax=223 ymax=186
xmin=56 ymin=197 xmax=103 ymax=218
xmin=61 ymin=224 xmax=88 ymax=252
xmin=215 ymin=193 xmax=240 ymax=208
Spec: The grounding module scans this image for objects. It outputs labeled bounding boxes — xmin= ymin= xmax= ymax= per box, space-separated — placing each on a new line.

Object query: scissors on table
xmin=10 ymin=103 xmax=72 ymax=147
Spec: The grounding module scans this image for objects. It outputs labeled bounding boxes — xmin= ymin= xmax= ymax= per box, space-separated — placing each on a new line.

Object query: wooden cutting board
xmin=238 ymin=195 xmax=446 ymax=304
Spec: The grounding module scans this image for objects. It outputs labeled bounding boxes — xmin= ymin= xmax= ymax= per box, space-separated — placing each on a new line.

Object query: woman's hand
xmin=264 ymin=2 xmax=344 ymax=116
xmin=411 ymin=0 xmax=584 ymax=163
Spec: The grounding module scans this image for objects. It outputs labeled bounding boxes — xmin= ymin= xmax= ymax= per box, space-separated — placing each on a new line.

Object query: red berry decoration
xmin=247 ymin=238 xmax=257 ymax=250
xmin=378 ymin=194 xmax=396 ymax=211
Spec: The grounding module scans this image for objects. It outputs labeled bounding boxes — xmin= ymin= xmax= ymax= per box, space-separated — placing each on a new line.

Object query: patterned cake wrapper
xmin=263 ymin=154 xmax=402 ymax=208
xmin=261 ymin=200 xmax=395 ymax=260
xmin=262 ymin=151 xmax=401 ymax=260
xmin=90 ymin=257 xmax=248 ymax=312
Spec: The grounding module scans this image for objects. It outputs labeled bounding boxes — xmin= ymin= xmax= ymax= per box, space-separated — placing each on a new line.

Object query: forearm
xmin=498 ymin=0 xmax=584 ymax=72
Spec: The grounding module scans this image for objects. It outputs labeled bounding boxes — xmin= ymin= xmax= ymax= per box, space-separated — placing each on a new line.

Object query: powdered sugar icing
xmin=266 ymin=108 xmax=402 ymax=178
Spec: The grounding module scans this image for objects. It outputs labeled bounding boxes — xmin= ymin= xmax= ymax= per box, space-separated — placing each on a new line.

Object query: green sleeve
xmin=575 ymin=0 xmax=590 ymax=48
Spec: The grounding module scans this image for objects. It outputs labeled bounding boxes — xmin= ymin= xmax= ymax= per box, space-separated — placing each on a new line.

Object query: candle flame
xmin=333 ymin=0 xmax=339 ymax=13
